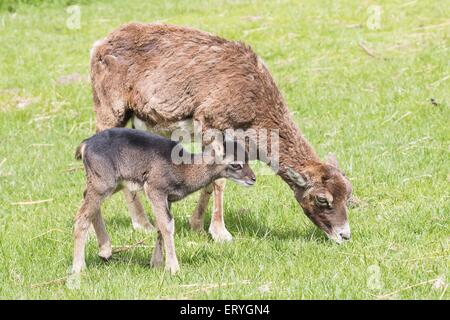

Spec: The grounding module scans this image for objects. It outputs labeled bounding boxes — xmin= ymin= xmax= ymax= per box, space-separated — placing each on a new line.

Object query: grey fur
xmin=71 ymin=128 xmax=255 ymax=274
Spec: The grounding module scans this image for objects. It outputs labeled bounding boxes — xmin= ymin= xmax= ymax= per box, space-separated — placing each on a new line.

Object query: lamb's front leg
xmin=123 ymin=188 xmax=154 ymax=233
xmin=145 ymin=185 xmax=179 ymax=275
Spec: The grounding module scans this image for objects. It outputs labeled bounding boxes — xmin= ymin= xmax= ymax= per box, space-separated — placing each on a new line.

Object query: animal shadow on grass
xmin=223 ymin=208 xmax=329 ymax=243
xmin=83 ymin=212 xmax=214 ymax=269
xmin=80 ymin=205 xmax=329 ymax=270
xmin=86 ymin=250 xmax=151 ymax=271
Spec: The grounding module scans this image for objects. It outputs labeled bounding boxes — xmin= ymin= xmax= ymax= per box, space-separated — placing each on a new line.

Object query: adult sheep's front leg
xmin=208 ymin=179 xmax=233 ymax=242
xmin=190 ymin=129 xmax=233 ymax=242
xmin=189 ymin=179 xmax=232 ymax=242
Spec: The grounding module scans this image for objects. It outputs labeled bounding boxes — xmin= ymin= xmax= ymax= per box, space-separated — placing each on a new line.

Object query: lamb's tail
xmin=75 ymin=141 xmax=87 ymax=160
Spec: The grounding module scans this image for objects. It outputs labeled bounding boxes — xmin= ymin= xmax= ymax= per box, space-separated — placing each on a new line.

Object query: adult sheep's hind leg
xmin=189 ymin=183 xmax=214 ymax=232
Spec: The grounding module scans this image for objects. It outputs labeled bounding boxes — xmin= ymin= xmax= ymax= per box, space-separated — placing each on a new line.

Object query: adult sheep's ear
xmin=325 ymin=153 xmax=339 ymax=168
xmin=287 ymin=167 xmax=308 ymax=188
xmin=103 ymin=55 xmax=120 ymax=72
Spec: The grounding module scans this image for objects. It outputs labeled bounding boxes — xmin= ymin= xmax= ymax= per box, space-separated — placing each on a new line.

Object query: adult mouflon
xmin=72 ymin=128 xmax=255 ymax=274
xmin=90 ymin=23 xmax=352 ymax=243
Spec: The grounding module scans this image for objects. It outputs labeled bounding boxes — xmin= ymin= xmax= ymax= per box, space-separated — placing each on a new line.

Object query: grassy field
xmin=0 ymin=0 xmax=449 ymax=299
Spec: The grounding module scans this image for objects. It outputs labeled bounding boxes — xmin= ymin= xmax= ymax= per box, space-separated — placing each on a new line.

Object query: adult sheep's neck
xmin=277 ymin=112 xmax=320 ymax=169
xmin=249 ymin=64 xmax=321 ymax=176
xmin=255 ymin=101 xmax=321 ymax=187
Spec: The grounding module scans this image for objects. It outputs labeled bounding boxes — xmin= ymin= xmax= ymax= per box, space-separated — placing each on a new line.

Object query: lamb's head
xmin=216 ymin=139 xmax=256 ymax=187
xmin=286 ymin=154 xmax=352 ymax=244
xmin=223 ymin=161 xmax=256 ymax=187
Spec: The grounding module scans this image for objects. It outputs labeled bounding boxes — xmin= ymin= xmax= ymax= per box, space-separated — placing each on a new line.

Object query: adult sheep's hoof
xmin=209 ymin=224 xmax=233 ymax=242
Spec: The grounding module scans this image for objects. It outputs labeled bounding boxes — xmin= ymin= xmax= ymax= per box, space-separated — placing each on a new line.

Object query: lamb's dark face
xmin=221 ymin=140 xmax=256 ymax=187
xmin=287 ymin=156 xmax=352 ymax=244
xmin=224 ymin=162 xmax=256 ymax=186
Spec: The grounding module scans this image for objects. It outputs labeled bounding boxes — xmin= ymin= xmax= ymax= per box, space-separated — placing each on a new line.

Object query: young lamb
xmin=71 ymin=128 xmax=256 ymax=274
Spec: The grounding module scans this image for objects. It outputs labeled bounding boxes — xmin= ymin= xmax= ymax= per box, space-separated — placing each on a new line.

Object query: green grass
xmin=0 ymin=0 xmax=449 ymax=299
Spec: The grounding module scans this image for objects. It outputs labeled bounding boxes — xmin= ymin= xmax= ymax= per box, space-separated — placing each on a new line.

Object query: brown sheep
xmin=89 ymin=23 xmax=352 ymax=243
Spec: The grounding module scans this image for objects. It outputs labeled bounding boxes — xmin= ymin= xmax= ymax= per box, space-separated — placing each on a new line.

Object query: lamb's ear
xmin=287 ymin=167 xmax=308 ymax=188
xmin=325 ymin=153 xmax=339 ymax=168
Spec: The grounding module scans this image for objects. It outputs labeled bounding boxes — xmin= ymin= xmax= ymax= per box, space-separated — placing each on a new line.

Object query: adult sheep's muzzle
xmin=327 ymin=222 xmax=351 ymax=244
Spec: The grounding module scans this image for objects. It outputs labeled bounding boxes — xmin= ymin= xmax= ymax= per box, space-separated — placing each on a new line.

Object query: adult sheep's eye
xmin=315 ymin=196 xmax=329 ymax=207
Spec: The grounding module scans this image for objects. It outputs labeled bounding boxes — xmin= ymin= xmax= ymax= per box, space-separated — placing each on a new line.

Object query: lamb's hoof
xmin=132 ymin=221 xmax=155 ymax=233
xmin=98 ymin=244 xmax=112 ymax=261
xmin=66 ymin=272 xmax=82 ymax=289
xmin=99 ymin=253 xmax=112 ymax=262
xmin=70 ymin=263 xmax=85 ymax=275
xmin=189 ymin=216 xmax=204 ymax=232
xmin=209 ymin=225 xmax=233 ymax=242
xmin=166 ymin=263 xmax=180 ymax=275
xmin=100 ymin=257 xmax=111 ymax=263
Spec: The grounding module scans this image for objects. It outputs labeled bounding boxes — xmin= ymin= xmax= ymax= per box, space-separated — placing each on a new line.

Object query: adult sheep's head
xmin=286 ymin=154 xmax=352 ymax=244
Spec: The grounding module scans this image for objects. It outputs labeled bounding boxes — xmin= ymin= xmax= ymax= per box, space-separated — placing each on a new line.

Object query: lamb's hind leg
xmin=72 ymin=189 xmax=103 ymax=274
xmin=91 ymin=209 xmax=112 ymax=261
xmin=150 ymin=230 xmax=164 ymax=268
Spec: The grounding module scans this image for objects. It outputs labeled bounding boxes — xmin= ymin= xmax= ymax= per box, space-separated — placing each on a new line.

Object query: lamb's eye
xmin=230 ymin=163 xmax=243 ymax=170
xmin=315 ymin=195 xmax=329 ymax=207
